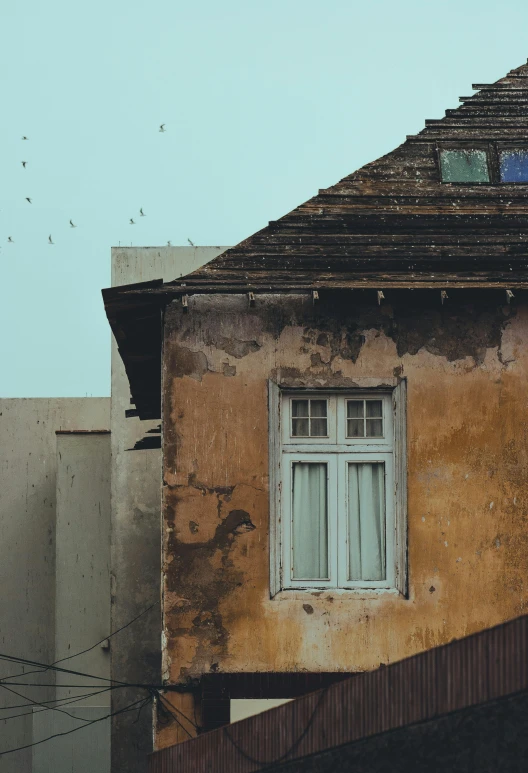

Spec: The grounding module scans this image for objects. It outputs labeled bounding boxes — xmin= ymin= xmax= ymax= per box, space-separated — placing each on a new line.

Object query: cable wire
xmin=222 ymin=687 xmax=328 ymax=767
xmin=0 ymin=653 xmax=164 ymax=689
xmin=0 ymin=687 xmax=114 ymax=722
xmin=0 ymin=695 xmax=152 ymax=757
xmin=0 ymin=684 xmax=94 ymax=724
xmin=0 ymin=600 xmax=160 ymax=683
xmin=0 ymin=687 xmax=113 ymax=711
xmin=55 ymin=601 xmax=160 ymax=666
xmin=156 ymin=693 xmax=194 ymax=739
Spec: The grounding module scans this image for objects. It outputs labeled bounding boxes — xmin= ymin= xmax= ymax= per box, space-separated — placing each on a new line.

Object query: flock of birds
xmin=6 ymin=125 xmax=196 ymax=248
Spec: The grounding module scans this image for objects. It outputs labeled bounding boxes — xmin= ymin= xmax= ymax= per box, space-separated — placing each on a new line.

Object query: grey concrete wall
xmin=32 ymin=706 xmax=110 ymax=773
xmin=55 ymin=432 xmax=111 ymax=703
xmin=0 ymin=399 xmax=110 ymax=773
xmin=110 ymin=246 xmax=227 ymax=773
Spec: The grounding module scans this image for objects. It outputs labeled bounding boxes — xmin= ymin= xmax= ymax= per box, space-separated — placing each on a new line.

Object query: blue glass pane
xmin=440 ymin=150 xmax=490 ymax=183
xmin=500 ymin=150 xmax=528 ymax=183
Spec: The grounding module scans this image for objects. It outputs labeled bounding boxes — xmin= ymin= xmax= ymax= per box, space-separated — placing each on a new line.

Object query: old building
xmin=104 ymin=58 xmax=528 ymax=765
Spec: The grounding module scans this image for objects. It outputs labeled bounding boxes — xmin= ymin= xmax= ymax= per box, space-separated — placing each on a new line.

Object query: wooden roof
xmin=166 ymin=60 xmax=528 ymax=291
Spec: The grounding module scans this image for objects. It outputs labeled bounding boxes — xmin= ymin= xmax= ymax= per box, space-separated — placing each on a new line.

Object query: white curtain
xmin=348 ymin=463 xmax=385 ymax=581
xmin=292 ymin=463 xmax=328 ymax=579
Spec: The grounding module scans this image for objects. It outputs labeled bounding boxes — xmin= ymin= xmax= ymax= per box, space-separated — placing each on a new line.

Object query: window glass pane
xmin=292 ymin=463 xmax=328 ymax=580
xmin=347 ymin=400 xmax=364 ymax=418
xmin=366 ymin=419 xmax=383 ymax=437
xmin=292 ymin=400 xmax=309 ymax=417
xmin=499 ymin=150 xmax=528 ymax=182
xmin=366 ymin=400 xmax=382 ymax=418
xmin=292 ymin=418 xmax=309 ymax=437
xmin=310 ymin=418 xmax=328 ymax=437
xmin=310 ymin=400 xmax=327 ymax=418
xmin=347 ymin=419 xmax=364 ymax=438
xmin=348 ymin=463 xmax=386 ymax=581
xmin=440 ymin=149 xmax=490 ymax=183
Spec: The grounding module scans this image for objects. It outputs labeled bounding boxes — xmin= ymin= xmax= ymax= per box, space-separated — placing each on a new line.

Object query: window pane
xmin=310 ymin=400 xmax=327 ymax=418
xmin=292 ymin=400 xmax=309 ymax=417
xmin=310 ymin=418 xmax=328 ymax=437
xmin=366 ymin=419 xmax=383 ymax=437
xmin=347 ymin=419 xmax=364 ymax=438
xmin=292 ymin=463 xmax=328 ymax=580
xmin=348 ymin=463 xmax=386 ymax=581
xmin=440 ymin=149 xmax=490 ymax=183
xmin=347 ymin=400 xmax=364 ymax=418
xmin=292 ymin=418 xmax=309 ymax=437
xmin=499 ymin=150 xmax=528 ymax=182
xmin=366 ymin=400 xmax=382 ymax=418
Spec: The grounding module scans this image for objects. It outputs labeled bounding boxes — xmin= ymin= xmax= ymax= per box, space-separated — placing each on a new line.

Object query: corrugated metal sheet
xmin=149 ymin=614 xmax=528 ymax=773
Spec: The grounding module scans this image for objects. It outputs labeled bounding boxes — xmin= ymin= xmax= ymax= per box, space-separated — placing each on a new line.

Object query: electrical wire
xmin=0 ymin=642 xmax=200 ymax=740
xmin=55 ymin=601 xmax=160 ymax=666
xmin=0 ymin=684 xmax=95 ymax=724
xmin=156 ymin=693 xmax=194 ymax=739
xmin=0 ymin=653 xmax=163 ymax=689
xmin=0 ymin=600 xmax=160 ymax=683
xmin=0 ymin=654 xmax=119 ymax=686
xmin=0 ymin=695 xmax=153 ymax=757
xmin=0 ymin=687 xmax=113 ymax=711
xmin=0 ymin=687 xmax=114 ymax=722
xmin=0 ymin=682 xmax=127 ymax=689
xmin=222 ymin=687 xmax=328 ymax=767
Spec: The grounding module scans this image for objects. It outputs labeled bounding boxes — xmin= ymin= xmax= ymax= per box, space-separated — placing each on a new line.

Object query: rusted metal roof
xmin=163 ymin=61 xmax=528 ymax=292
xmin=149 ymin=614 xmax=528 ymax=773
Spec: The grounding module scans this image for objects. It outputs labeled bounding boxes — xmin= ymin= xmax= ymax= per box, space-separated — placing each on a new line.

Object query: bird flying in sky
xmin=26 ymin=197 xmax=32 ymax=203
xmin=22 ymin=161 xmax=27 ymax=168
xmin=21 ymin=136 xmax=28 ymax=140
xmin=48 ymin=235 xmax=54 ymax=245
xmin=130 ymin=218 xmax=135 ymax=225
xmin=159 ymin=124 xmax=166 ymax=132
xmin=140 ymin=208 xmax=145 ymax=216
xmin=70 ymin=220 xmax=77 ymax=228
xmin=187 ymin=238 xmax=195 ymax=247
xmin=7 ymin=237 xmax=13 ymax=243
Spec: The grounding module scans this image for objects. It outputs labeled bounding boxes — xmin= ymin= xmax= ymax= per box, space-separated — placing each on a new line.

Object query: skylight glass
xmin=499 ymin=150 xmax=528 ymax=183
xmin=440 ymin=149 xmax=490 ymax=183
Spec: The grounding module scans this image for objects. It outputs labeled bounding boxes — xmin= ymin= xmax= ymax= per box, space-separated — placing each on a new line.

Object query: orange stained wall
xmin=161 ymin=292 xmax=528 ymax=690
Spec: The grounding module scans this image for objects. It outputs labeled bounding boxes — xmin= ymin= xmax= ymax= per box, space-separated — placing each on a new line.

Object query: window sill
xmin=271 ymin=587 xmax=405 ymax=602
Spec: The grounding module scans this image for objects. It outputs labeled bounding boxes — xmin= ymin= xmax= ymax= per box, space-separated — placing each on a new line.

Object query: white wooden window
xmin=269 ymin=386 xmax=407 ymax=594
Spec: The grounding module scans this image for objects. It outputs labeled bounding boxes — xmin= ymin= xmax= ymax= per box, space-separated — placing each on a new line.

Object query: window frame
xmin=496 ymin=143 xmax=528 ymax=184
xmin=436 ymin=141 xmax=528 ymax=186
xmin=437 ymin=143 xmax=492 ymax=185
xmin=269 ymin=383 xmax=408 ymax=597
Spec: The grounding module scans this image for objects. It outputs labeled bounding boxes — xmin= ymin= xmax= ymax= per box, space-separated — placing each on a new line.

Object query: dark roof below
xmin=149 ymin=614 xmax=528 ymax=773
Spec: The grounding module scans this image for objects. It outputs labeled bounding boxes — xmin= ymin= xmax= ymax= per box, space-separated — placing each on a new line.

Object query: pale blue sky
xmin=1 ymin=0 xmax=527 ymax=396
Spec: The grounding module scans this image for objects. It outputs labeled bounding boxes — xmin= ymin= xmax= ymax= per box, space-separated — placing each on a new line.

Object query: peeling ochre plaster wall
xmin=158 ymin=293 xmax=528 ymax=747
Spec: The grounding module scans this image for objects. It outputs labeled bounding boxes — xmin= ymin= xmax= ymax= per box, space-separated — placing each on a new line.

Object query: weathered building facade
xmin=104 ymin=60 xmax=528 ymax=757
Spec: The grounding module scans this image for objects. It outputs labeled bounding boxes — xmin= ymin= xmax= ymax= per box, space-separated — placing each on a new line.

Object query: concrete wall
xmin=157 ymin=292 xmax=528 ymax=748
xmin=0 ymin=398 xmax=110 ymax=773
xmin=55 ymin=432 xmax=111 ymax=701
xmin=110 ymin=246 xmax=227 ymax=773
